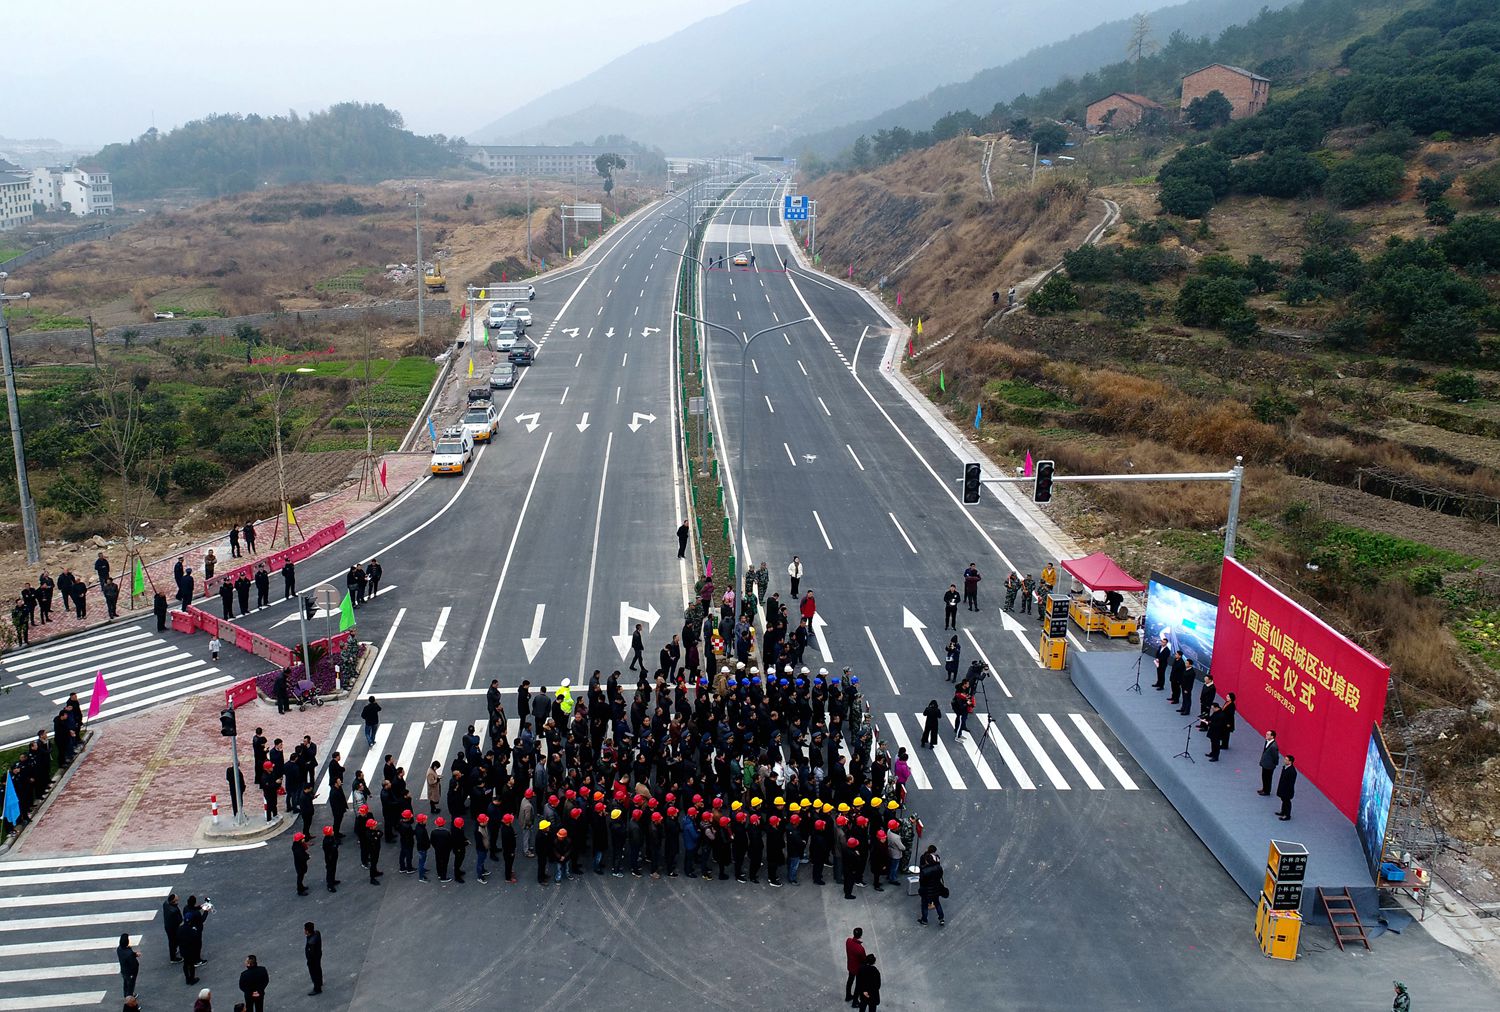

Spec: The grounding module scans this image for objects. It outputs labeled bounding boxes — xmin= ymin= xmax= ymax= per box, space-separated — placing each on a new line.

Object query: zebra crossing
xmin=878 ymin=711 xmax=1140 ymax=792
xmin=0 ymin=622 xmax=228 ymax=727
xmin=0 ymin=849 xmax=190 ymax=1009
xmin=318 ymin=709 xmax=1140 ymax=799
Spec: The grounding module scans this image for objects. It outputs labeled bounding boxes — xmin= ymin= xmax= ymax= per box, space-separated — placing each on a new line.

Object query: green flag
xmin=338 ymin=591 xmax=356 ymax=632
xmin=939 ymin=371 xmax=946 ymax=393
xmin=132 ymin=557 xmax=145 ymax=596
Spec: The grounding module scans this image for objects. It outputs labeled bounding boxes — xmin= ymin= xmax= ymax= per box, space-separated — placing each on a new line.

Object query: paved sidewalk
xmin=18 ymin=451 xmax=430 ymax=648
xmin=13 ymin=690 xmax=345 ymax=857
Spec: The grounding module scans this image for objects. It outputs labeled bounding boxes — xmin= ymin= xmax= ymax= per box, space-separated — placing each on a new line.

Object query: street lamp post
xmin=408 ymin=192 xmax=425 ymax=338
xmin=677 ymin=312 xmax=813 ymax=575
xmin=0 ymin=273 xmax=40 ymax=565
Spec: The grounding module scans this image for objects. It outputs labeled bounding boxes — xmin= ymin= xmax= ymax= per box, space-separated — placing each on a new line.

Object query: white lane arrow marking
xmin=271 ymin=586 xmax=399 ymax=627
xmin=605 ymin=327 xmax=616 ymax=338
xmin=902 ymin=606 xmax=940 ymax=666
xmin=641 ymin=326 xmax=660 ymax=336
xmin=562 ymin=327 xmax=580 ymax=338
xmin=627 ymin=411 xmax=657 ymax=433
xmin=521 ymin=603 xmax=547 ymax=663
xmin=1000 ymin=610 xmax=1041 ymax=661
xmin=421 ymin=606 xmax=451 ymax=668
xmin=515 ymin=412 xmax=540 ymax=433
xmin=811 ymin=611 xmax=831 ymax=662
xmin=611 ymin=601 xmax=661 ymax=660
xmin=576 ymin=412 xmax=591 ymax=433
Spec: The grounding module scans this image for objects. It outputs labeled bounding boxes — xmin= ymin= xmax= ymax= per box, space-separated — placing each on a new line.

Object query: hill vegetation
xmin=803 ymin=0 xmax=1500 ymax=857
xmin=93 ymin=103 xmax=465 ymax=198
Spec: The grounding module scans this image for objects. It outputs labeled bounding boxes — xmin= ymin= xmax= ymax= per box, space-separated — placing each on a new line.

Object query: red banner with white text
xmin=1214 ymin=558 xmax=1388 ymax=822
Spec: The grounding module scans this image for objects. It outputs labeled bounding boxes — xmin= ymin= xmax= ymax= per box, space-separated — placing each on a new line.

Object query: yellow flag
xmin=467 ymin=358 xmax=474 ymax=378
xmin=917 ymin=317 xmax=924 ymax=335
xmin=286 ymin=502 xmax=297 ymax=526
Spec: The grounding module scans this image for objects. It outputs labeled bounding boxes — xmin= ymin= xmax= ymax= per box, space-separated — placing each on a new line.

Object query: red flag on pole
xmin=460 ymin=304 xmax=467 ymax=320
xmin=502 ymin=271 xmax=507 ymax=283
xmin=896 ymin=292 xmax=903 ymax=307
xmin=379 ymin=460 xmax=388 ymax=488
xmin=848 ymin=265 xmax=853 ymax=278
xmin=1024 ymin=451 xmax=1034 ymax=476
xmin=88 ymin=669 xmax=109 ymax=719
xmin=907 ymin=338 xmax=914 ymax=357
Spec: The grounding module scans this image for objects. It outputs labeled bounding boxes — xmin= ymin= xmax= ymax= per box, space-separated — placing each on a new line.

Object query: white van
xmin=430 ymin=426 xmax=475 ymax=475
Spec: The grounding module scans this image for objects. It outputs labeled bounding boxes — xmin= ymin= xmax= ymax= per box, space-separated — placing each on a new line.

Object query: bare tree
xmin=86 ymin=370 xmax=168 ymax=609
xmin=1127 ymin=13 xmax=1158 ymax=63
xmin=253 ymin=365 xmax=297 ymax=549
xmin=355 ymin=328 xmax=386 ymax=502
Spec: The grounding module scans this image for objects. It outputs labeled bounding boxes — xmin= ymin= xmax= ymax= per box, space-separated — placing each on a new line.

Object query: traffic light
xmin=962 ymin=462 xmax=982 ymax=504
xmin=1033 ymin=460 xmax=1056 ymax=503
xmin=303 ymin=595 xmax=317 ymax=620
xmin=219 ymin=707 xmax=237 ymax=737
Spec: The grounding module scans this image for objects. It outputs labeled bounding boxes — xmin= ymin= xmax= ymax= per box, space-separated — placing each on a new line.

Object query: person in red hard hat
xmin=397 ymin=810 xmax=416 ymax=875
xmin=321 ymin=825 xmax=339 ymax=892
xmin=291 ymin=832 xmax=310 ymax=896
xmin=501 ymin=812 xmax=518 ymax=883
xmin=842 ymin=835 xmax=863 ymax=900
xmin=431 ymin=817 xmax=452 ymax=883
xmin=450 ymin=816 xmax=468 ymax=884
xmin=365 ymin=818 xmax=383 ymax=884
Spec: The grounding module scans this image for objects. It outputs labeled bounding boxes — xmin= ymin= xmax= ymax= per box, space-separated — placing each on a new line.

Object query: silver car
xmin=490 ymin=362 xmax=517 ymax=389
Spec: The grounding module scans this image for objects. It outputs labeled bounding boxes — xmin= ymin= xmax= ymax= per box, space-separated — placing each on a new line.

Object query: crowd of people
xmin=1 ymin=693 xmax=86 ymax=838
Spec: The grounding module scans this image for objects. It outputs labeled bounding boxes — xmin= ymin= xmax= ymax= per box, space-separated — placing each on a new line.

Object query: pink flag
xmin=88 ymin=669 xmax=109 ymax=719
xmin=896 ymin=292 xmax=902 ymax=307
xmin=379 ymin=460 xmax=388 ymax=488
xmin=848 ymin=265 xmax=853 ymax=278
xmin=1024 ymin=451 xmax=1034 ymax=477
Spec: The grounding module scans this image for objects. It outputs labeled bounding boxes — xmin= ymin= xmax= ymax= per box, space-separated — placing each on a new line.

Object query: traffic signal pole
xmin=961 ymin=456 xmax=1247 ymax=558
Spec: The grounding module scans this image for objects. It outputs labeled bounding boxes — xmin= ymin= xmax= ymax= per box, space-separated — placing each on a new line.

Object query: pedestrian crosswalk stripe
xmin=50 ymin=660 xmax=213 ymax=705
xmin=952 ymin=730 xmax=1002 ymax=789
xmin=27 ymin=642 xmax=174 ymax=689
xmin=429 ymin=719 xmax=458 ymax=780
xmin=357 ymin=723 xmax=393 ymax=787
xmin=880 ymin=714 xmax=931 ymax=790
xmin=1007 ymin=714 xmax=1071 ymax=790
xmin=99 ymin=674 xmax=231 ymax=721
xmin=316 ymin=724 xmax=363 ymax=802
xmin=0 ymin=962 xmax=116 ymax=984
xmin=0 ymin=886 xmax=165 ymax=910
xmin=0 ymin=990 xmax=109 ymax=1010
xmin=0 ymin=934 xmax=141 ymax=958
xmin=0 ymin=625 xmax=150 ymax=669
xmin=978 ymin=718 xmax=1036 ymax=790
xmin=0 ymin=863 xmax=187 ymax=888
xmin=926 ymin=737 xmax=968 ymax=790
xmin=7 ymin=629 xmax=156 ymax=677
xmin=1038 ymin=713 xmax=1105 ymax=790
xmin=0 ymin=911 xmax=157 ymax=934
xmin=394 ymin=720 xmax=424 ymax=780
xmin=1067 ymin=713 xmax=1139 ymax=790
xmin=0 ymin=849 xmax=197 ymax=873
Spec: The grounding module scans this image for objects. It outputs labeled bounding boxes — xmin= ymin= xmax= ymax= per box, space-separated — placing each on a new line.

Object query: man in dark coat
xmin=254 ymin=565 xmax=270 ymax=609
xmin=283 ymin=559 xmax=296 ymax=599
xmin=162 ymin=894 xmax=183 ymax=962
xmin=239 ymin=954 xmax=269 ymax=1012
xmin=1257 ymin=730 xmax=1281 ymax=796
xmin=1205 ymin=703 xmax=1230 ymax=761
xmin=365 ymin=818 xmax=383 ymax=883
xmin=235 ymin=573 xmax=252 ymax=615
xmin=219 ymin=580 xmax=235 ymax=619
xmin=305 ymin=921 xmax=324 ymax=996
xmin=176 ymin=568 xmax=193 ymax=612
xmin=431 ymin=817 xmax=453 ymax=881
xmin=855 ymin=953 xmax=882 ymax=1012
xmin=1276 ymin=755 xmax=1298 ymax=820
xmin=154 ymin=590 xmax=170 ymax=631
xmin=367 ymin=558 xmax=383 ymax=598
xmin=1154 ymin=636 xmax=1171 ymax=690
xmin=1167 ymin=650 xmax=1188 ymax=705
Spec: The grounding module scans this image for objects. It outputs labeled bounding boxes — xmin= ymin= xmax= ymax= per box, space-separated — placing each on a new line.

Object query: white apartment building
xmin=0 ymin=171 xmax=34 ymax=231
xmin=466 ymin=146 xmax=634 ymax=177
xmin=30 ymin=166 xmax=114 ymax=217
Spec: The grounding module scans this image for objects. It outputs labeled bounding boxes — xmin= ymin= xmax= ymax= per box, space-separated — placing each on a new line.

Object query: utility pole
xmin=85 ymin=313 xmax=99 ymax=369
xmin=0 ymin=273 xmax=41 ymax=565
xmin=1031 ymin=143 xmax=1039 ymax=186
xmin=525 ymin=168 xmax=532 ymax=266
xmin=409 ymin=191 xmax=425 ymax=338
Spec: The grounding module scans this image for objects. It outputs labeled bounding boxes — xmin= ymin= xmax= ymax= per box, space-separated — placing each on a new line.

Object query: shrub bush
xmin=1434 ymin=370 xmax=1479 ymax=402
xmin=1175 ymin=276 xmax=1251 ymax=329
xmin=1026 ymin=274 xmax=1078 ymax=316
xmin=1436 ymin=215 xmax=1500 ymax=271
xmin=171 ymin=459 xmax=227 ymax=495
xmin=1325 ymin=154 xmax=1406 ymax=208
xmin=1233 ymin=148 xmax=1327 ymax=198
xmin=1464 ymin=164 xmax=1500 ymax=207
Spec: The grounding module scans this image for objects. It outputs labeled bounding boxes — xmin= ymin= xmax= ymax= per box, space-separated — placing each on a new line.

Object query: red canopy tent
xmin=1061 ymin=552 xmax=1145 ymax=592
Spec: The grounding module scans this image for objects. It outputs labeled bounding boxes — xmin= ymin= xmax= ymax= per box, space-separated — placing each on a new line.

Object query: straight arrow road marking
xmin=576 ymin=412 xmax=591 ymax=432
xmin=611 ymin=601 xmax=661 ymax=660
xmin=515 ymin=412 xmax=540 ymax=433
xmin=522 ymin=603 xmax=547 ymax=663
xmin=811 ymin=612 xmax=831 ymax=662
xmin=641 ymin=326 xmax=660 ymax=336
xmin=421 ymin=607 xmax=450 ymax=667
xmin=627 ymin=411 xmax=656 ymax=432
xmin=902 ymin=607 xmax=939 ymax=665
xmin=605 ymin=327 xmax=616 ymax=338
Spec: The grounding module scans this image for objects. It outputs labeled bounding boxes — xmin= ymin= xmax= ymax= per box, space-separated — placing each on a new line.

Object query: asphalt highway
xmin=3 ymin=175 xmax=1497 ymax=1011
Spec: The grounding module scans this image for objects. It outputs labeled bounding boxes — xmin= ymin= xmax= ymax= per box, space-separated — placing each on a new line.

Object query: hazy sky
xmin=3 ymin=0 xmax=746 ymax=147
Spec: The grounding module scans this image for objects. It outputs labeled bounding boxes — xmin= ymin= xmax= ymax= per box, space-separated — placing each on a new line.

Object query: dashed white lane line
xmin=847 ymin=444 xmax=864 ymax=470
xmin=764 ymin=395 xmax=774 ymax=414
xmin=812 ymin=509 xmax=833 ymax=549
xmin=575 ymin=354 xmax=583 ymax=367
xmin=784 ymin=443 xmax=797 ymax=467
xmin=889 ymin=512 xmax=918 ymax=554
xmin=819 ymin=397 xmax=831 ymax=416
xmin=622 ymin=352 xmax=628 ymax=367
xmin=798 ymin=360 xmax=808 ymax=376
xmin=560 ymin=386 xmax=569 ymax=404
xmin=865 ymin=628 xmax=901 ymax=697
xmin=752 ymin=359 xmax=759 ymax=374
